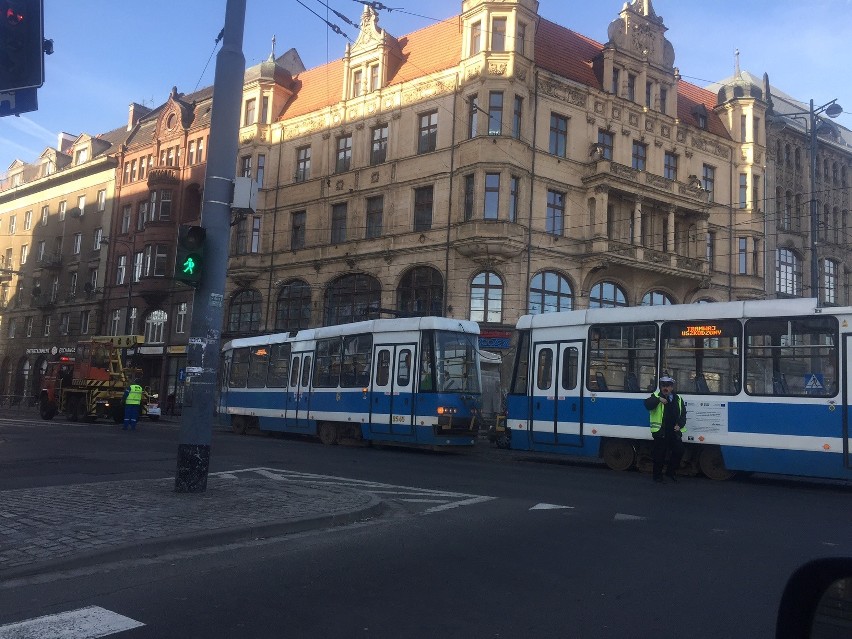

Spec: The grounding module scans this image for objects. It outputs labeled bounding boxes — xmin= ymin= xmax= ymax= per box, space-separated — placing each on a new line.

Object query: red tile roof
xmin=534 ymin=18 xmax=603 ymax=91
xmin=678 ymin=80 xmax=731 ymax=139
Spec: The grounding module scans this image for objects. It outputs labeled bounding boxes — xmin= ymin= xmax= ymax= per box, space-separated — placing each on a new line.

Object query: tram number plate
xmin=391 ymin=415 xmax=407 ymax=423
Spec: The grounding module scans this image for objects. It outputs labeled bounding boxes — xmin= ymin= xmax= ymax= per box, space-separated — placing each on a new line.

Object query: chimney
xmin=128 ymin=102 xmax=151 ymax=131
xmin=57 ymin=132 xmax=75 ymax=154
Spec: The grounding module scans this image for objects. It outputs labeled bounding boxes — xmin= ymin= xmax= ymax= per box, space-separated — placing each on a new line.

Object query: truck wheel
xmin=39 ymin=397 xmax=56 ymax=420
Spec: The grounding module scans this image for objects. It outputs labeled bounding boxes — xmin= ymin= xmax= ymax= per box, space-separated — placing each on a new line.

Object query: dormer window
xmin=491 ymin=17 xmax=506 ymax=51
xmin=352 ymin=69 xmax=363 ymax=98
xmin=692 ymin=104 xmax=709 ymax=130
xmin=74 ymin=148 xmax=88 ymax=165
xmin=369 ymin=64 xmax=380 ymax=92
xmin=470 ymin=21 xmax=481 ymax=56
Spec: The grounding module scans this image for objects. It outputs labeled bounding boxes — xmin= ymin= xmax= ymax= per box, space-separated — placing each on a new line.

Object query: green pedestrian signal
xmin=174 ymin=225 xmax=205 ymax=287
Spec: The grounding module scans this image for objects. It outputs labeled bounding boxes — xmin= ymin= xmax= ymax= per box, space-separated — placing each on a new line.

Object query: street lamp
xmin=101 ymin=236 xmax=136 ymax=335
xmin=779 ymin=99 xmax=843 ymax=304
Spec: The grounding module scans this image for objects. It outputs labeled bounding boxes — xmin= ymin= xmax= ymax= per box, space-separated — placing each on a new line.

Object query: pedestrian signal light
xmin=174 ymin=225 xmax=206 ymax=287
xmin=0 ymin=0 xmax=45 ymax=93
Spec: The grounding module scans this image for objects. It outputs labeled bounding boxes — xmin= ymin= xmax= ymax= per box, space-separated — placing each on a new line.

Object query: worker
xmin=123 ymin=378 xmax=144 ymax=431
xmin=644 ymin=375 xmax=686 ymax=483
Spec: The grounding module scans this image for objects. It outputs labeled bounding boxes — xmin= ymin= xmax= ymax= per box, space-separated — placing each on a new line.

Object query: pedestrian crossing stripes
xmin=0 ymin=606 xmax=143 ymax=638
xmin=213 ymin=467 xmax=496 ymax=514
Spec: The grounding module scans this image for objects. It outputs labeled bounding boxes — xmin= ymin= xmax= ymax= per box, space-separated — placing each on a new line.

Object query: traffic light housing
xmin=0 ymin=0 xmax=45 ymax=93
xmin=175 ymin=225 xmax=205 ymax=287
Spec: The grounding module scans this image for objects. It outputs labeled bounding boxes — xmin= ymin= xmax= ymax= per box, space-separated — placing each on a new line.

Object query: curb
xmin=0 ymin=495 xmax=386 ymax=581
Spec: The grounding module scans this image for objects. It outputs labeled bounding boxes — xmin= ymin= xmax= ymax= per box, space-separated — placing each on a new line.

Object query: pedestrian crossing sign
xmin=804 ymin=374 xmax=824 ymax=392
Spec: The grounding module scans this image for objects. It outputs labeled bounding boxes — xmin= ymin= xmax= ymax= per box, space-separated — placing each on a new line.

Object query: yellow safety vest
xmin=126 ymin=384 xmax=143 ymax=405
xmin=649 ymin=391 xmax=685 ymax=433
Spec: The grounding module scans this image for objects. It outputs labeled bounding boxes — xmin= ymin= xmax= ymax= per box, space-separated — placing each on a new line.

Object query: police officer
xmin=123 ymin=378 xmax=143 ymax=431
xmin=644 ymin=375 xmax=686 ymax=483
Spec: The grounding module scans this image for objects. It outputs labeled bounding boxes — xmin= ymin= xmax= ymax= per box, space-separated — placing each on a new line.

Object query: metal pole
xmin=175 ymin=0 xmax=245 ymax=492
xmin=809 ymin=99 xmax=820 ymax=304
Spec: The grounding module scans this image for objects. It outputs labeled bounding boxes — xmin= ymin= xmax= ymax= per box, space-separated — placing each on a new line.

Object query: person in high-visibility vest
xmin=643 ymin=375 xmax=686 ymax=483
xmin=123 ymin=379 xmax=144 ymax=431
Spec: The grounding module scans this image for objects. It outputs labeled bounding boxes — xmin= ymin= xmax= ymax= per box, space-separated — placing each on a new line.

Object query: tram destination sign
xmin=680 ymin=324 xmax=723 ymax=338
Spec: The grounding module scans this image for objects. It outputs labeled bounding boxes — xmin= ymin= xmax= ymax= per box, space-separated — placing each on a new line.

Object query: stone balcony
xmin=453 ymin=220 xmax=526 ymax=265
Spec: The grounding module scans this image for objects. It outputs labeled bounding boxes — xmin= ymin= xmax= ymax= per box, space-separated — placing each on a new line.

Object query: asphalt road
xmin=1 ymin=415 xmax=850 ymax=638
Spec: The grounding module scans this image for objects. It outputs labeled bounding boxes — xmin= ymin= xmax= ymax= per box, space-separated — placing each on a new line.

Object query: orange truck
xmin=39 ymin=335 xmax=148 ymax=422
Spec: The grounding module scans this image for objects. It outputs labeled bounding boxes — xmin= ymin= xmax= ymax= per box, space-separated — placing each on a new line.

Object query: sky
xmin=2 ymin=0 xmax=852 ymax=174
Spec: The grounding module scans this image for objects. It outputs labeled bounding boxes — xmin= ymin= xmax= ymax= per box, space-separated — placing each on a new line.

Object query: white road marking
xmin=424 ymin=496 xmax=495 ymax=513
xmin=0 ymin=605 xmax=144 ymax=638
xmin=530 ymin=503 xmax=575 ymax=510
xmin=614 ymin=513 xmax=647 ymax=521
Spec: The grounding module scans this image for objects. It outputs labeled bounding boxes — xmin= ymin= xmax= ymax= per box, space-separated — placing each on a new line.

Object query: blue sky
xmin=2 ymin=0 xmax=851 ymax=173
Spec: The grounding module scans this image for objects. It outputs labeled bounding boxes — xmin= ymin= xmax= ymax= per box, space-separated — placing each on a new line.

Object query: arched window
xmin=641 ymin=290 xmax=674 ymax=306
xmin=145 ymin=309 xmax=168 ymax=343
xmin=323 ymin=273 xmax=381 ymax=326
xmin=775 ymin=248 xmax=802 ymax=296
xmin=228 ymin=290 xmax=261 ymax=333
xmin=822 ymin=258 xmax=839 ymax=305
xmin=396 ymin=266 xmax=443 ymax=316
xmin=470 ymin=271 xmax=503 ymax=323
xmin=275 ymin=280 xmax=311 ymax=331
xmin=589 ymin=281 xmax=628 ymax=308
xmin=528 ymin=271 xmax=573 ymax=314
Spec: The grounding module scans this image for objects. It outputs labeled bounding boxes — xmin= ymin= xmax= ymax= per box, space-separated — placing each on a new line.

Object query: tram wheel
xmin=318 ymin=423 xmax=339 ymax=446
xmin=601 ymin=439 xmax=636 ymax=471
xmin=699 ymin=446 xmax=735 ymax=481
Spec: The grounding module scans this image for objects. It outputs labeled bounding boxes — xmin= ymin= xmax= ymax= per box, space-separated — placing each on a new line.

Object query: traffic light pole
xmin=175 ymin=0 xmax=245 ymax=492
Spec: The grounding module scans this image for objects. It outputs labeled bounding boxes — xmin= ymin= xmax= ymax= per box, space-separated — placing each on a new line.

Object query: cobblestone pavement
xmin=0 ymin=471 xmax=381 ymax=578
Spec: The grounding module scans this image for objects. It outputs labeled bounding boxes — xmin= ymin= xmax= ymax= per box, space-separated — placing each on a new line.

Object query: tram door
xmin=286 ymin=352 xmax=312 ymax=432
xmin=369 ymin=344 xmax=416 ymax=438
xmin=845 ymin=335 xmax=852 ymax=470
xmin=530 ymin=341 xmax=584 ymax=447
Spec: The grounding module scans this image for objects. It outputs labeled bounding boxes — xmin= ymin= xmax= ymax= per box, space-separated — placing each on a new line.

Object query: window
xmin=75 ymin=148 xmax=88 ymax=164
xmin=276 ymin=280 xmax=312 ymax=331
xmin=250 ymin=216 xmax=261 ymax=253
xmin=702 ymin=164 xmax=715 ymax=203
xmin=80 ymin=310 xmax=90 ymax=335
xmin=40 ymin=205 xmax=48 ymax=226
xmin=254 ymin=153 xmax=265 ymax=186
xmin=661 ymin=320 xmax=741 ymax=395
xmin=323 ymin=273 xmax=381 ymax=326
xmin=627 ymin=74 xmax=636 ymax=101
xmin=396 ymin=266 xmax=443 ymax=316
xmin=116 ymin=255 xmax=126 ymax=285
xmin=197 ymin=138 xmax=205 ymax=164
xmin=352 ymin=69 xmax=363 ymax=97
xmin=175 ymin=302 xmax=187 ymax=334
xmin=470 ymin=21 xmax=481 ymax=55
xmin=413 ymin=185 xmax=433 ymax=232
xmin=589 ymin=281 xmax=628 ymax=308
xmin=470 ymin=271 xmax=503 ymax=323
xmin=24 ymin=210 xmax=32 ymax=230
xmin=418 ymin=111 xmax=438 ymax=154
xmin=228 ymin=291 xmax=261 ymax=334
xmin=512 ymin=96 xmax=522 ymax=139
xmin=463 ymin=174 xmax=475 ymax=221
xmin=611 ymin=68 xmax=620 ymax=95
xmin=295 ymin=146 xmax=311 ymax=182
xmin=7 ymin=318 xmax=15 ymax=339
xmin=664 ymin=152 xmax=678 ymax=180
xmin=158 ymin=189 xmax=172 ymax=220
xmin=741 ymin=115 xmax=747 ymax=141
xmin=775 ymin=248 xmax=802 ymax=296
xmin=752 ymin=175 xmax=761 ymax=210
xmin=546 ymin=189 xmax=565 ymax=235
xmin=77 ymin=195 xmax=86 ymax=216
xmin=59 ymin=201 xmax=66 ymax=221
xmin=645 ymin=81 xmax=652 ymax=109
xmin=335 ymin=134 xmax=352 ymax=173
xmin=641 ymin=291 xmax=673 ymax=306
xmin=529 ymin=271 xmax=573 ymax=314
xmin=121 ymin=205 xmax=131 ymax=233
xmin=153 ymin=244 xmax=168 ymax=276
xmin=59 ymin=313 xmax=70 ymax=335
xmin=93 ymin=228 xmax=103 ymax=250
xmin=37 ymin=240 xmax=45 ymax=262
xmin=9 ymin=215 xmax=15 ymax=234
xmin=739 ymin=173 xmax=748 ymax=209
xmin=707 ymin=231 xmax=715 ymax=270
xmin=632 ymin=141 xmax=647 ymax=171
xmin=20 ymin=244 xmax=27 ymax=265
xmin=240 ymin=155 xmax=252 ymax=178
xmin=549 ymin=113 xmax=567 ymax=157
xmin=509 ymin=176 xmax=520 ymax=223
xmin=243 ymin=98 xmax=256 ymax=126
xmin=822 ymin=259 xmax=839 ymax=305
xmin=291 ymin=211 xmax=306 ymax=250
xmin=137 ymin=201 xmax=148 ymax=231
xmin=491 ymin=17 xmax=506 ymax=51
xmin=484 ymin=173 xmax=500 ymax=220
xmin=515 ymin=22 xmax=526 ymax=54
xmin=598 ymin=129 xmax=613 ymax=160
xmin=188 ymin=141 xmax=196 ymax=165
xmin=97 ymin=189 xmax=106 ymax=212
xmin=659 ymin=87 xmax=667 ymax=115
xmin=467 ymin=94 xmax=479 ymax=138
xmin=69 ymin=272 xmax=77 ymax=297
xmin=145 ymin=309 xmax=167 ymax=344
xmin=73 ymin=233 xmax=82 ymax=255
xmin=488 ymin=91 xmax=503 ymax=135
xmin=109 ymin=310 xmax=121 ymax=336
xmin=133 ymin=251 xmax=143 ymax=282
xmin=331 ymin=203 xmax=347 ymax=244
xmin=366 ymin=196 xmax=383 ymax=239
xmin=587 ymin=323 xmax=656 ymax=392
xmin=369 ymin=64 xmax=380 ymax=92
xmin=43 ymin=315 xmax=51 ymax=337
xmin=261 ymin=95 xmax=269 ymax=123
xmin=371 ymin=124 xmax=388 ymax=165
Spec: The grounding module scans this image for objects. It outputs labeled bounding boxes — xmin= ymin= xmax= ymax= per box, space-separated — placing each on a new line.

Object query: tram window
xmin=660 ymin=320 xmax=742 ymax=395
xmin=419 ymin=332 xmax=436 ymax=392
xmin=397 ymin=349 xmax=412 ymax=386
xmin=313 ymin=338 xmax=342 ymax=388
xmin=536 ymin=348 xmax=553 ymax=390
xmin=342 ymin=334 xmax=372 ymax=388
xmin=587 ymin=323 xmax=656 ymax=392
xmin=376 ymin=349 xmax=391 ymax=386
xmin=561 ymin=347 xmax=578 ymax=390
xmin=510 ymin=331 xmax=530 ymax=395
xmin=301 ymin=355 xmax=312 ymax=387
xmin=247 ymin=346 xmax=271 ymax=388
xmin=229 ymin=348 xmax=250 ymax=388
xmin=289 ymin=356 xmax=300 ymax=388
xmin=267 ymin=343 xmax=290 ymax=388
xmin=745 ymin=317 xmax=838 ymax=396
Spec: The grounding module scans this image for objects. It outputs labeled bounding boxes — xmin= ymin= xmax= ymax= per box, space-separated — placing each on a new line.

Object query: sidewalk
xmin=0 ymin=470 xmax=384 ymax=580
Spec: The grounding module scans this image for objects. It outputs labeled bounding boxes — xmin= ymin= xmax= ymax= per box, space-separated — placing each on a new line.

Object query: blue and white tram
xmin=507 ymin=298 xmax=852 ymax=481
xmin=219 ymin=317 xmax=482 ymax=447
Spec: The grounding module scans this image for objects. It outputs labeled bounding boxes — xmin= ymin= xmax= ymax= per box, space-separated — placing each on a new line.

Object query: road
xmin=0 ymin=414 xmax=849 ymax=638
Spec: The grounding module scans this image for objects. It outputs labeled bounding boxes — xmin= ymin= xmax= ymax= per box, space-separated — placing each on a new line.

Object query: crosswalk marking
xmin=614 ymin=513 xmax=647 ymax=521
xmin=213 ymin=467 xmax=496 ymax=514
xmin=530 ymin=503 xmax=575 ymax=510
xmin=0 ymin=606 xmax=143 ymax=638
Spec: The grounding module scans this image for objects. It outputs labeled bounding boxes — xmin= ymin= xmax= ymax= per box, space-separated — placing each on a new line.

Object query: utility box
xmin=232 ymin=177 xmax=258 ymax=212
